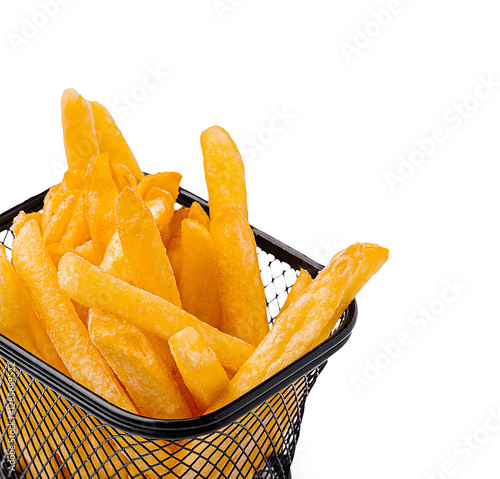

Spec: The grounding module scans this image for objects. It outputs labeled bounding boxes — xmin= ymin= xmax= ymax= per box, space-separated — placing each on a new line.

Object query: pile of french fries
xmin=0 ymin=88 xmax=388 ymax=477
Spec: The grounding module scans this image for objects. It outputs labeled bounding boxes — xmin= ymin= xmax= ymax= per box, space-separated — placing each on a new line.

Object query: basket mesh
xmin=0 ymin=210 xmax=329 ymax=479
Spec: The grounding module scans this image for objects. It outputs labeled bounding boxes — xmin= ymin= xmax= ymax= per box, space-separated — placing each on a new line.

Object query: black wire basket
xmin=0 ymin=187 xmax=358 ymax=479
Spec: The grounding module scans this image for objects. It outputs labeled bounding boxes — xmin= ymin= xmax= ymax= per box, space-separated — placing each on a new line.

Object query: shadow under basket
xmin=0 ymin=187 xmax=358 ymax=479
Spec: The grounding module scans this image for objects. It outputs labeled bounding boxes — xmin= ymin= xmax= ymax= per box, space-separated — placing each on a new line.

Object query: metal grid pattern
xmin=0 ymin=191 xmax=345 ymax=478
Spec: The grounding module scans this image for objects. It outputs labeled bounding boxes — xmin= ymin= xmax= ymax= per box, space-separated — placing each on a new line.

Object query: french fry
xmin=12 ymin=220 xmax=136 ymax=413
xmin=90 ymin=100 xmax=144 ymax=183
xmin=112 ymin=163 xmax=138 ymax=191
xmin=58 ymin=253 xmax=255 ymax=375
xmin=12 ymin=211 xmax=43 ymax=237
xmin=61 ymin=168 xmax=86 ymax=191
xmin=280 ymin=268 xmax=312 ymax=312
xmin=75 ymin=240 xmax=101 ymax=265
xmin=145 ymin=187 xmax=175 ymax=244
xmin=207 ymin=243 xmax=389 ymax=413
xmin=43 ymin=193 xmax=78 ymax=245
xmin=61 ymin=89 xmax=99 ymax=171
xmin=165 ymin=205 xmax=189 ymax=246
xmin=116 ymin=186 xmax=182 ymax=307
xmin=46 ymin=243 xmax=77 ymax=268
xmin=201 ymin=126 xmax=248 ymax=220
xmin=137 ymin=171 xmax=182 ymax=202
xmin=89 ymin=308 xmax=192 ymax=419
xmin=211 ymin=205 xmax=269 ymax=347
xmin=60 ymin=194 xmax=91 ymax=248
xmin=188 ymin=201 xmax=210 ymax=230
xmin=82 ymin=152 xmax=120 ymax=259
xmin=0 ymin=250 xmax=67 ymax=374
xmin=179 ymin=219 xmax=222 ymax=328
xmin=100 ymin=232 xmax=133 ymax=283
xmin=42 ymin=185 xmax=73 ymax=233
xmin=169 ymin=327 xmax=229 ymax=412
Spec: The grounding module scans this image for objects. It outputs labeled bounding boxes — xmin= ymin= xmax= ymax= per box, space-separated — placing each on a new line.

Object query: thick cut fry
xmin=82 ymin=153 xmax=120 ymax=258
xmin=61 ymin=168 xmax=86 ymax=191
xmin=179 ymin=219 xmax=222 ymax=328
xmin=145 ymin=187 xmax=175 ymax=244
xmin=90 ymin=100 xmax=144 ymax=182
xmin=112 ymin=163 xmax=137 ymax=191
xmin=137 ymin=171 xmax=182 ymax=202
xmin=12 ymin=211 xmax=43 ymax=237
xmin=169 ymin=327 xmax=229 ymax=412
xmin=0 ymin=251 xmax=67 ymax=374
xmin=42 ymin=184 xmax=72 ymax=232
xmin=211 ymin=205 xmax=269 ymax=346
xmin=116 ymin=187 xmax=182 ymax=307
xmin=89 ymin=309 xmax=192 ymax=419
xmin=61 ymin=89 xmax=99 ymax=171
xmin=75 ymin=240 xmax=100 ymax=265
xmin=201 ymin=126 xmax=248 ymax=220
xmin=207 ymin=243 xmax=389 ymax=413
xmin=165 ymin=206 xmax=189 ymax=246
xmin=12 ymin=221 xmax=136 ymax=413
xmin=280 ymin=268 xmax=312 ymax=312
xmin=58 ymin=253 xmax=255 ymax=375
xmin=188 ymin=201 xmax=210 ymax=230
xmin=60 ymin=194 xmax=91 ymax=247
xmin=47 ymin=243 xmax=77 ymax=268
xmin=99 ymin=232 xmax=132 ymax=283
xmin=43 ymin=193 xmax=78 ymax=245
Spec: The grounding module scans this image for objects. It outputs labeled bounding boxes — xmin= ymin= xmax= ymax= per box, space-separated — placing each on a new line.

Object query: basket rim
xmin=0 ymin=187 xmax=358 ymax=441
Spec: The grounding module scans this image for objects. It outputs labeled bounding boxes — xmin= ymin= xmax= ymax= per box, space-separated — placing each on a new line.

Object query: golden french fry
xmin=90 ymin=100 xmax=144 ymax=182
xmin=61 ymin=168 xmax=86 ymax=191
xmin=60 ymin=193 xmax=91 ymax=248
xmin=188 ymin=201 xmax=210 ymax=230
xmin=211 ymin=205 xmax=269 ymax=347
xmin=280 ymin=268 xmax=312 ymax=312
xmin=58 ymin=253 xmax=255 ymax=375
xmin=43 ymin=193 xmax=78 ymax=245
xmin=12 ymin=211 xmax=43 ymax=237
xmin=116 ymin=186 xmax=182 ymax=307
xmin=82 ymin=152 xmax=120 ymax=258
xmin=61 ymin=89 xmax=99 ymax=171
xmin=89 ymin=308 xmax=192 ymax=419
xmin=41 ymin=184 xmax=71 ymax=232
xmin=98 ymin=226 xmax=197 ymax=415
xmin=0 ymin=250 xmax=67 ymax=374
xmin=137 ymin=172 xmax=182 ymax=202
xmin=46 ymin=243 xmax=77 ymax=268
xmin=165 ymin=205 xmax=189 ymax=246
xmin=12 ymin=220 xmax=136 ymax=413
xmin=179 ymin=219 xmax=222 ymax=329
xmin=145 ymin=187 xmax=175 ymax=244
xmin=169 ymin=327 xmax=229 ymax=412
xmin=201 ymin=126 xmax=248 ymax=220
xmin=75 ymin=240 xmax=101 ymax=265
xmin=208 ymin=243 xmax=388 ymax=413
xmin=112 ymin=163 xmax=137 ymax=191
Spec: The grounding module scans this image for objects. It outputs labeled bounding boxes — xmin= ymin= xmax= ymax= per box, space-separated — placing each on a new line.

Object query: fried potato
xmin=60 ymin=193 xmax=91 ymax=247
xmin=188 ymin=201 xmax=210 ymax=231
xmin=46 ymin=243 xmax=77 ymax=268
xmin=112 ymin=162 xmax=137 ymax=191
xmin=61 ymin=89 xmax=99 ymax=171
xmin=12 ymin=220 xmax=136 ymax=413
xmin=89 ymin=308 xmax=192 ymax=419
xmin=58 ymin=253 xmax=255 ymax=375
xmin=179 ymin=219 xmax=222 ymax=329
xmin=145 ymin=187 xmax=175 ymax=244
xmin=82 ymin=153 xmax=120 ymax=258
xmin=137 ymin=172 xmax=182 ymax=202
xmin=116 ymin=186 xmax=182 ymax=307
xmin=12 ymin=211 xmax=43 ymax=237
xmin=211 ymin=205 xmax=268 ymax=347
xmin=90 ymin=100 xmax=144 ymax=182
xmin=169 ymin=327 xmax=229 ymax=412
xmin=75 ymin=240 xmax=100 ymax=265
xmin=42 ymin=184 xmax=73 ymax=233
xmin=280 ymin=268 xmax=312 ymax=312
xmin=61 ymin=168 xmax=86 ymax=191
xmin=207 ymin=243 xmax=388 ymax=413
xmin=0 ymin=249 xmax=67 ymax=374
xmin=201 ymin=126 xmax=248 ymax=220
xmin=43 ymin=193 xmax=78 ymax=245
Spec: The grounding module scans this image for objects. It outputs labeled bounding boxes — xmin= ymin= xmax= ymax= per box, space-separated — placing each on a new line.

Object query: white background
xmin=1 ymin=1 xmax=500 ymax=478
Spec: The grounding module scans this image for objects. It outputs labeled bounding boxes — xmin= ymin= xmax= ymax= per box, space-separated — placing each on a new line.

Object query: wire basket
xmin=0 ymin=187 xmax=358 ymax=479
